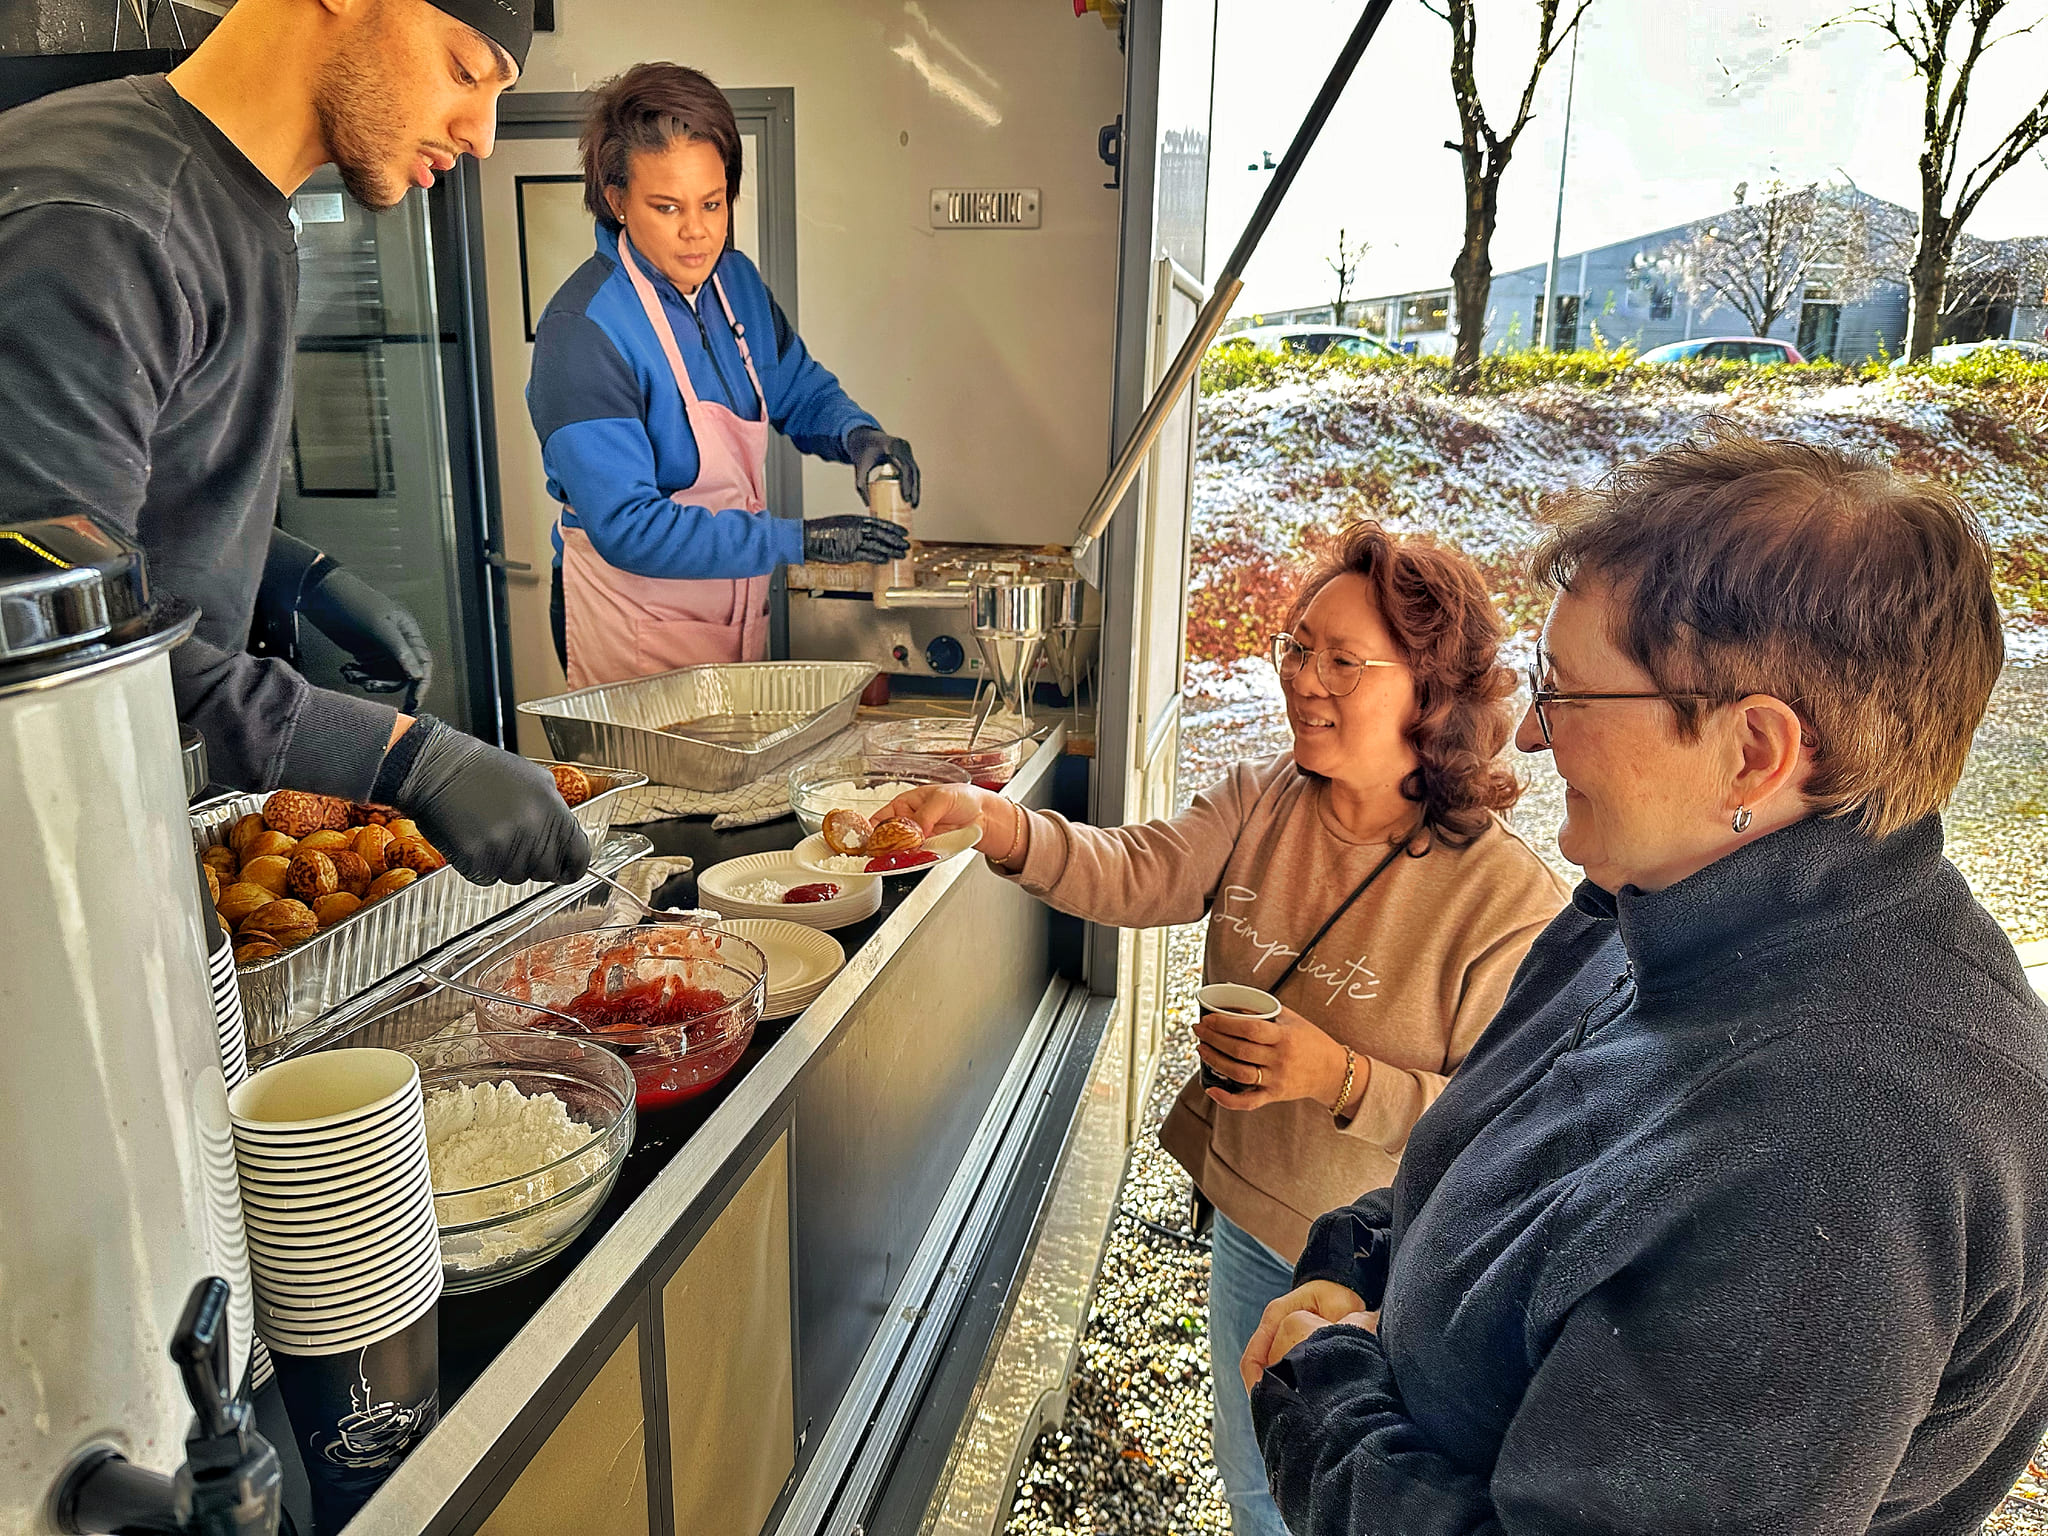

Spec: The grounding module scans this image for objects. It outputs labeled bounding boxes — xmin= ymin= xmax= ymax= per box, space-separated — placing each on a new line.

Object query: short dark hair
xmin=1534 ymin=426 xmax=2004 ymax=838
xmin=1287 ymin=521 xmax=1523 ymax=848
xmin=580 ymin=63 xmax=742 ymax=232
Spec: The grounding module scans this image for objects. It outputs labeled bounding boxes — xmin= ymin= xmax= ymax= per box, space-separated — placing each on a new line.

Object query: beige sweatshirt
xmin=1009 ymin=753 xmax=1569 ymax=1261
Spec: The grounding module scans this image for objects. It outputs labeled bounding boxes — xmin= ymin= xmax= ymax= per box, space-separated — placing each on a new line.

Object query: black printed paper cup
xmin=270 ymin=1303 xmax=440 ymax=1534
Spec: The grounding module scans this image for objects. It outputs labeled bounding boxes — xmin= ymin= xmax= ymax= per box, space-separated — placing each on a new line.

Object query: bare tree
xmin=1663 ymin=181 xmax=1886 ymax=339
xmin=1327 ymin=228 xmax=1369 ymax=327
xmin=1829 ymin=1 xmax=2048 ymax=358
xmin=1424 ymin=0 xmax=1593 ymax=391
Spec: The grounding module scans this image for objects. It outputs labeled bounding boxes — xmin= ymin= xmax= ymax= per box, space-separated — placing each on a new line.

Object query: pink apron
xmin=558 ymin=234 xmax=774 ymax=687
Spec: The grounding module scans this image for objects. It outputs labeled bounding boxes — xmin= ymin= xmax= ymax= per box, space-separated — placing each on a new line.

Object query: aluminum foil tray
xmin=517 ymin=661 xmax=879 ymax=795
xmin=260 ymin=833 xmax=658 ymax=1066
xmin=192 ymin=762 xmax=648 ymax=1055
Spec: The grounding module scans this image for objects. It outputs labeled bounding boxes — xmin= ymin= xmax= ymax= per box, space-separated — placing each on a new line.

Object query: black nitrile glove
xmin=803 ymin=515 xmax=912 ymax=565
xmin=373 ymin=716 xmax=589 ymax=886
xmin=845 ymin=425 xmax=921 ymax=509
xmin=302 ymin=565 xmax=434 ymax=703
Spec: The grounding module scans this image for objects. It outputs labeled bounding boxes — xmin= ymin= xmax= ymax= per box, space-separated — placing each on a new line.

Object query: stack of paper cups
xmin=229 ymin=1049 xmax=442 ymax=1531
xmin=202 ymin=926 xmax=265 ymax=1391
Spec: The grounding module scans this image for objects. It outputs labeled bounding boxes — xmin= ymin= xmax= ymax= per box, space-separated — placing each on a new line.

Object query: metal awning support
xmin=1069 ymin=0 xmax=1394 ymax=576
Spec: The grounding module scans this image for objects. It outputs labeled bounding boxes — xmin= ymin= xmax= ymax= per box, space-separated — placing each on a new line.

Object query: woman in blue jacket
xmin=528 ymin=62 xmax=912 ymax=686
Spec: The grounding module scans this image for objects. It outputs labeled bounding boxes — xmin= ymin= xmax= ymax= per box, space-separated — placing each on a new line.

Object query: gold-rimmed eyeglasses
xmin=1270 ymin=633 xmax=1405 ymax=697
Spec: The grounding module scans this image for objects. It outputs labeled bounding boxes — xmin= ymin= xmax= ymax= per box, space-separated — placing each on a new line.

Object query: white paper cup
xmin=237 ymin=1155 xmax=433 ymax=1219
xmin=1195 ymin=983 xmax=1282 ymax=1021
xmin=234 ymin=1122 xmax=421 ymax=1179
xmin=257 ymin=1270 xmax=441 ymax=1356
xmin=229 ymin=1105 xmax=421 ymax=1161
xmin=251 ymin=1242 xmax=441 ymax=1303
xmin=254 ymin=1254 xmax=443 ymax=1322
xmin=244 ymin=1199 xmax=439 ymax=1260
xmin=241 ymin=1175 xmax=435 ymax=1240
xmin=230 ymin=1049 xmax=420 ymax=1131
xmin=236 ymin=1153 xmax=431 ymax=1207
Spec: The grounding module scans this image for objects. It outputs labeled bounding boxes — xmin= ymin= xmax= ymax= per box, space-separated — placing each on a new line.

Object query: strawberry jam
xmin=560 ymin=974 xmax=727 ymax=1035
xmin=783 ymin=882 xmax=841 ymax=904
xmin=864 ymin=849 xmax=938 ymax=873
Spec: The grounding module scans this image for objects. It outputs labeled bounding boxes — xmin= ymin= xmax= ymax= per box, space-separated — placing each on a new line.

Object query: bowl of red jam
xmin=861 ymin=717 xmax=1034 ymax=789
xmin=473 ymin=924 xmax=767 ymax=1112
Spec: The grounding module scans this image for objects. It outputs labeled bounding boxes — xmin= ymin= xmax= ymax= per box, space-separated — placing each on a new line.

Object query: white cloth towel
xmin=614 ymin=726 xmax=869 ymax=829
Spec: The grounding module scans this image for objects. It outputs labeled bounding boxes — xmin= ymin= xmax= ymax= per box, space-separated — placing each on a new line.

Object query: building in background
xmin=1232 ymin=191 xmax=2048 ymax=364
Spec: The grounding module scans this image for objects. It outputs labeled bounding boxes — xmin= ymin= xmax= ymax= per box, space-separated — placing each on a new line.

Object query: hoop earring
xmin=1731 ymin=805 xmax=1753 ymax=834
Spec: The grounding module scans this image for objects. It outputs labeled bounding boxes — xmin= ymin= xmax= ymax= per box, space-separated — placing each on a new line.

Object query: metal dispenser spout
xmin=970 ymin=570 xmax=1048 ymax=726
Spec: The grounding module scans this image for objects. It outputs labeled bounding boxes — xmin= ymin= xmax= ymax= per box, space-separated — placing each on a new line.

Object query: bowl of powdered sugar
xmin=402 ymin=1032 xmax=636 ymax=1292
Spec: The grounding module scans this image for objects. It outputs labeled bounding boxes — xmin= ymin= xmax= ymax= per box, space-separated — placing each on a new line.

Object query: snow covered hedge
xmin=1189 ymin=355 xmax=2048 ymax=666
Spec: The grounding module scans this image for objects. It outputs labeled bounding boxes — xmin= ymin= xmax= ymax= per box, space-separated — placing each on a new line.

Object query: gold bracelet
xmin=1331 ymin=1048 xmax=1359 ymax=1120
xmin=997 ymin=798 xmax=1027 ymax=867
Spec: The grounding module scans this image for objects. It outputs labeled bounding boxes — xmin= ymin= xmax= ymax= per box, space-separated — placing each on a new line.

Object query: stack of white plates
xmin=715 ymin=920 xmax=847 ymax=1018
xmin=697 ymin=852 xmax=882 ymax=931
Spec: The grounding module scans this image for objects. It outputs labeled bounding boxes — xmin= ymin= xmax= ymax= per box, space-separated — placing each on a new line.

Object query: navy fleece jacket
xmin=1251 ymin=812 xmax=2048 ymax=1535
xmin=526 ymin=226 xmax=876 ymax=579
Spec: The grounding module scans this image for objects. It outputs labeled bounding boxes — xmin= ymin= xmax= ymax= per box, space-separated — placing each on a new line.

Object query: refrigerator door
xmin=278 ymin=170 xmax=493 ymax=733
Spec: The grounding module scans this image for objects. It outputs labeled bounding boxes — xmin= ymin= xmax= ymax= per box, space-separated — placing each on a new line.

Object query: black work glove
xmin=302 ymin=565 xmax=434 ymax=703
xmin=845 ymin=424 xmax=921 ymax=509
xmin=373 ymin=716 xmax=589 ymax=886
xmin=803 ymin=515 xmax=912 ymax=565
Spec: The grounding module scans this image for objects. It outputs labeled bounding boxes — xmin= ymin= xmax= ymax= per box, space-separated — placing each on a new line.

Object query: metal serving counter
xmin=324 ymin=733 xmax=1113 ymax=1536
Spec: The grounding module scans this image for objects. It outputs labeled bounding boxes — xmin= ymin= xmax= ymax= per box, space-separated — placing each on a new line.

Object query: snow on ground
xmin=1190 ymin=369 xmax=2048 ymax=658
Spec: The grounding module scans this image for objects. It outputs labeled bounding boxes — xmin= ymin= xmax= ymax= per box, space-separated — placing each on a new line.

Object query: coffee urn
xmin=0 ymin=515 xmax=257 ymax=1532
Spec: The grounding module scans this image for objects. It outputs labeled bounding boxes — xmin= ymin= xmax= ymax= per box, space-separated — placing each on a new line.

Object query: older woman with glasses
xmin=1242 ymin=430 xmax=2048 ymax=1535
xmin=880 ymin=521 xmax=1567 ymax=1536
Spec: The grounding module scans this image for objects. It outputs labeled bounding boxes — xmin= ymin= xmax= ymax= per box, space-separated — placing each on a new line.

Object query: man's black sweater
xmin=1252 ymin=812 xmax=2048 ymax=1534
xmin=0 ymin=75 xmax=394 ymax=793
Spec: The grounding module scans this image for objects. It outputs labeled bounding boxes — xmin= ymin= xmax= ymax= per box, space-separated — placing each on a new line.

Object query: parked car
xmin=1891 ymin=338 xmax=2048 ymax=369
xmin=1638 ymin=337 xmax=1807 ymax=365
xmin=1216 ymin=325 xmax=1400 ymax=360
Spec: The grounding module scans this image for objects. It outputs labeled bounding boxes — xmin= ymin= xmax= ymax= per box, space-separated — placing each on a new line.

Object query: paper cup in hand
xmin=1195 ymin=983 xmax=1282 ymax=1095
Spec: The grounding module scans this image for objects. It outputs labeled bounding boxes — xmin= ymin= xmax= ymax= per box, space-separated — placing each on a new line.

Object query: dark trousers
xmin=549 ymin=563 xmax=567 ymax=674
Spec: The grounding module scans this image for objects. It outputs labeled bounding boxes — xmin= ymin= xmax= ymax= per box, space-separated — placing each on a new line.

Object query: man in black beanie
xmin=0 ymin=0 xmax=584 ymax=888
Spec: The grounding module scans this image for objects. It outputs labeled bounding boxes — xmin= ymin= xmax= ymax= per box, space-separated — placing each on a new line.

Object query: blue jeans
xmin=1209 ymin=1212 xmax=1298 ymax=1536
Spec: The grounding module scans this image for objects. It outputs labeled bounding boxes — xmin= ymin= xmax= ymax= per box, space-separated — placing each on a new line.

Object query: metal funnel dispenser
xmin=971 ymin=569 xmax=1047 ymax=723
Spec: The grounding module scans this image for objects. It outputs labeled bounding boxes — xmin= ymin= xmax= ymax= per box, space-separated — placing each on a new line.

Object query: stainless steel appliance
xmin=0 ymin=516 xmax=254 ymax=1533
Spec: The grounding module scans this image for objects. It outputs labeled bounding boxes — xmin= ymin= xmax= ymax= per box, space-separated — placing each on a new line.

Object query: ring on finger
xmin=1254 ymin=1067 xmax=1263 ymax=1087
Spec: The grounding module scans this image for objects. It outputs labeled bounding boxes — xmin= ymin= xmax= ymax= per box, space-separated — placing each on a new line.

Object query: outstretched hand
xmin=874 ymin=782 xmax=1001 ymax=838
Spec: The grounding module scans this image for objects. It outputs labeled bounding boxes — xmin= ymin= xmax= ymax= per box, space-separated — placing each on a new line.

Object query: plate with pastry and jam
xmin=790 ymin=811 xmax=982 ymax=879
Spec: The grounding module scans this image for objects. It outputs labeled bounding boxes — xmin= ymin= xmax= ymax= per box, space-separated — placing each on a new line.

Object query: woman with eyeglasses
xmin=879 ymin=521 xmax=1567 ymax=1536
xmin=1240 ymin=430 xmax=2048 ymax=1536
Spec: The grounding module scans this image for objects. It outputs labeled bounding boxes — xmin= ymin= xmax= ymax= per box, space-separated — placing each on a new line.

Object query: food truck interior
xmin=0 ymin=1 xmax=1232 ymax=1533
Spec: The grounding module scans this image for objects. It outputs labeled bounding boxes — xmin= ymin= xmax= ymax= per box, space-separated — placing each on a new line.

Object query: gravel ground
xmin=1002 ymin=662 xmax=2048 ymax=1536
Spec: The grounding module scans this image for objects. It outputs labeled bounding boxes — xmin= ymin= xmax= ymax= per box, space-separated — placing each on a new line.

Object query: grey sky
xmin=1207 ymin=0 xmax=2048 ymax=316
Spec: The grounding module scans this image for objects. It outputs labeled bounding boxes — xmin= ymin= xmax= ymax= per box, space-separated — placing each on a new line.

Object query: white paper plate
xmin=698 ymin=853 xmax=882 ymax=930
xmin=791 ymin=824 xmax=982 ymax=878
xmin=716 ymin=920 xmax=846 ymax=1014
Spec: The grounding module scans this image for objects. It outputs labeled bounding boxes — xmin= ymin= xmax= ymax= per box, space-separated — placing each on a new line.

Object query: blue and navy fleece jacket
xmin=1251 ymin=811 xmax=2048 ymax=1536
xmin=526 ymin=224 xmax=877 ymax=578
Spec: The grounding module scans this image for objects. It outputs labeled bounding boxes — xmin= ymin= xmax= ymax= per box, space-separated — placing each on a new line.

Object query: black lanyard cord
xmin=1269 ymin=831 xmax=1419 ymax=995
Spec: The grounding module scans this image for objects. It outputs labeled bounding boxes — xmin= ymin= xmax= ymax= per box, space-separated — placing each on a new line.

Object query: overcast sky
xmin=1206 ymin=0 xmax=2048 ymax=316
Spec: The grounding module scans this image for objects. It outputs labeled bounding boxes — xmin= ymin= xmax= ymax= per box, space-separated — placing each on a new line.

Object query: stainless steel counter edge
xmin=348 ymin=729 xmax=1069 ymax=1530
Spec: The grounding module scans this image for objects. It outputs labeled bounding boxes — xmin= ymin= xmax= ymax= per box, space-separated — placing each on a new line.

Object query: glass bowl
xmin=861 ymin=716 xmax=1034 ymax=789
xmin=785 ymin=753 xmax=969 ymax=837
xmin=472 ymin=924 xmax=766 ymax=1112
xmin=398 ymin=1032 xmax=635 ymax=1294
